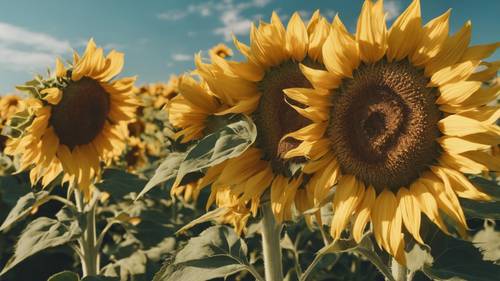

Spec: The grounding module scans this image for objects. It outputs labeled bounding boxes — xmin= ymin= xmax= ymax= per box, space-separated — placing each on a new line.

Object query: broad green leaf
xmin=422 ymin=223 xmax=500 ymax=281
xmin=97 ymin=169 xmax=147 ymax=199
xmin=460 ymin=198 xmax=500 ymax=219
xmin=136 ymin=152 xmax=185 ymax=199
xmin=0 ymin=190 xmax=49 ymax=232
xmin=153 ymin=225 xmax=251 ymax=281
xmin=469 ymin=177 xmax=500 ymax=200
xmin=0 ymin=209 xmax=83 ymax=275
xmin=173 ymin=114 xmax=257 ymax=187
xmin=47 ymin=271 xmax=80 ymax=281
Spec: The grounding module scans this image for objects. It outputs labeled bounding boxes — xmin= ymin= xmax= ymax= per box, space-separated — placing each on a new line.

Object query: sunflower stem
xmin=261 ymin=202 xmax=283 ymax=281
xmin=74 ymin=187 xmax=99 ymax=277
xmin=391 ymin=258 xmax=407 ymax=281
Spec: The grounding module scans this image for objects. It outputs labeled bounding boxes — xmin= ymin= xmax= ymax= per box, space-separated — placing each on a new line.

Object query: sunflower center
xmin=50 ymin=77 xmax=110 ymax=149
xmin=328 ymin=60 xmax=441 ymax=191
xmin=255 ymin=59 xmax=321 ymax=173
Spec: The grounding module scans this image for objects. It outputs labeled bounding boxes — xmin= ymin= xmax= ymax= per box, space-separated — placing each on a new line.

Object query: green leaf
xmin=173 ymin=114 xmax=257 ymax=187
xmin=0 ymin=190 xmax=49 ymax=232
xmin=97 ymin=169 xmax=147 ymax=199
xmin=153 ymin=225 xmax=251 ymax=281
xmin=81 ymin=276 xmax=119 ymax=281
xmin=0 ymin=208 xmax=83 ymax=275
xmin=175 ymin=207 xmax=229 ymax=234
xmin=136 ymin=152 xmax=185 ymax=199
xmin=422 ymin=223 xmax=500 ymax=281
xmin=309 ymin=233 xmax=395 ymax=281
xmin=469 ymin=177 xmax=500 ymax=200
xmin=47 ymin=271 xmax=80 ymax=281
xmin=460 ymin=198 xmax=500 ymax=219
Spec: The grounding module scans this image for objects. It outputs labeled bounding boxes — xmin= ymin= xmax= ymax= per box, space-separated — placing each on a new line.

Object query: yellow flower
xmin=283 ymin=0 xmax=499 ymax=264
xmin=0 ymin=95 xmax=23 ymax=151
xmin=5 ymin=39 xmax=137 ymax=199
xmin=169 ymin=11 xmax=331 ymax=223
xmin=209 ymin=43 xmax=233 ymax=59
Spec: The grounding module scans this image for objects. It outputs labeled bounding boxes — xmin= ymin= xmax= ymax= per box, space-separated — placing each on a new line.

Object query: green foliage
xmin=97 ymin=169 xmax=147 ymax=199
xmin=173 ymin=114 xmax=256 ymax=187
xmin=0 ymin=190 xmax=49 ymax=232
xmin=0 ymin=208 xmax=83 ymax=275
xmin=136 ymin=152 xmax=185 ymax=199
xmin=153 ymin=225 xmax=255 ymax=281
xmin=420 ymin=221 xmax=500 ymax=281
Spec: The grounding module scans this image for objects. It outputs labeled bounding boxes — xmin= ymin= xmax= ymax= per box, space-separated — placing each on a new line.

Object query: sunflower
xmin=169 ymin=11 xmax=331 ymax=223
xmin=209 ymin=43 xmax=234 ymax=59
xmin=0 ymin=95 xmax=23 ymax=150
xmin=5 ymin=39 xmax=137 ymax=198
xmin=282 ymin=0 xmax=499 ymax=263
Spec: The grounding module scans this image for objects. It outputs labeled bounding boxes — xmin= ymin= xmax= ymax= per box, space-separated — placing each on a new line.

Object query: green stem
xmin=391 ymin=258 xmax=407 ymax=281
xmin=261 ymin=203 xmax=283 ymax=281
xmin=74 ymin=188 xmax=99 ymax=277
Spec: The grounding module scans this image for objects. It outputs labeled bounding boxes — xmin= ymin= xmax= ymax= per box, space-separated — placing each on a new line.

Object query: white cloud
xmin=158 ymin=0 xmax=273 ymax=41
xmin=213 ymin=0 xmax=273 ymax=41
xmin=157 ymin=10 xmax=188 ymax=21
xmin=0 ymin=22 xmax=71 ymax=71
xmin=171 ymin=53 xmax=192 ymax=61
xmin=385 ymin=0 xmax=402 ymax=21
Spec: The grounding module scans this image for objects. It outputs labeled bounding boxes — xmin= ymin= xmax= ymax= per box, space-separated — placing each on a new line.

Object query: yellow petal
xmin=386 ymin=0 xmax=422 ymax=62
xmin=397 ymin=187 xmax=423 ymax=244
xmin=286 ymin=12 xmax=308 ymax=61
xmin=439 ymin=114 xmax=500 ymax=138
xmin=371 ymin=189 xmax=397 ymax=253
xmin=352 ymin=185 xmax=375 ymax=243
xmin=432 ymin=165 xmax=490 ymax=201
xmin=323 ymin=15 xmax=360 ymax=78
xmin=299 ymin=63 xmax=341 ymax=90
xmin=330 ymin=175 xmax=365 ymax=239
xmin=55 ymin=58 xmax=66 ymax=78
xmin=410 ymin=9 xmax=451 ymax=66
xmin=308 ymin=17 xmax=330 ymax=62
xmin=421 ymin=172 xmax=467 ymax=232
xmin=436 ymin=81 xmax=482 ymax=105
xmin=425 ymin=21 xmax=472 ymax=76
xmin=40 ymin=88 xmax=62 ymax=105
xmin=356 ymin=0 xmax=387 ymax=63
xmin=440 ymin=152 xmax=488 ymax=174
xmin=461 ymin=42 xmax=500 ymax=62
xmin=438 ymin=136 xmax=490 ymax=154
xmin=429 ymin=60 xmax=480 ymax=87
xmin=410 ymin=180 xmax=449 ymax=234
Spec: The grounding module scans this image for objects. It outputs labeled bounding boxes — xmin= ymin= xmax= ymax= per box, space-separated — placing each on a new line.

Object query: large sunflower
xmin=5 ymin=39 xmax=137 ymax=198
xmin=283 ymin=0 xmax=499 ymax=263
xmin=169 ymin=11 xmax=332 ymax=223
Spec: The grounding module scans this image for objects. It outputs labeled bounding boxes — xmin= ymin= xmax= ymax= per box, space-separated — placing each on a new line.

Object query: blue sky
xmin=0 ymin=0 xmax=498 ymax=93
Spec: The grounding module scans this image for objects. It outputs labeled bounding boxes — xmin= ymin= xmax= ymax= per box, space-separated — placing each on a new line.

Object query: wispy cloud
xmin=0 ymin=22 xmax=71 ymax=71
xmin=171 ymin=53 xmax=192 ymax=61
xmin=157 ymin=10 xmax=189 ymax=21
xmin=213 ymin=0 xmax=272 ymax=41
xmin=385 ymin=0 xmax=402 ymax=21
xmin=158 ymin=0 xmax=273 ymax=41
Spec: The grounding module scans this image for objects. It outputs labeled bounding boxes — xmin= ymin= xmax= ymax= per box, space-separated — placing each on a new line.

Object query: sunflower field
xmin=0 ymin=0 xmax=499 ymax=280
